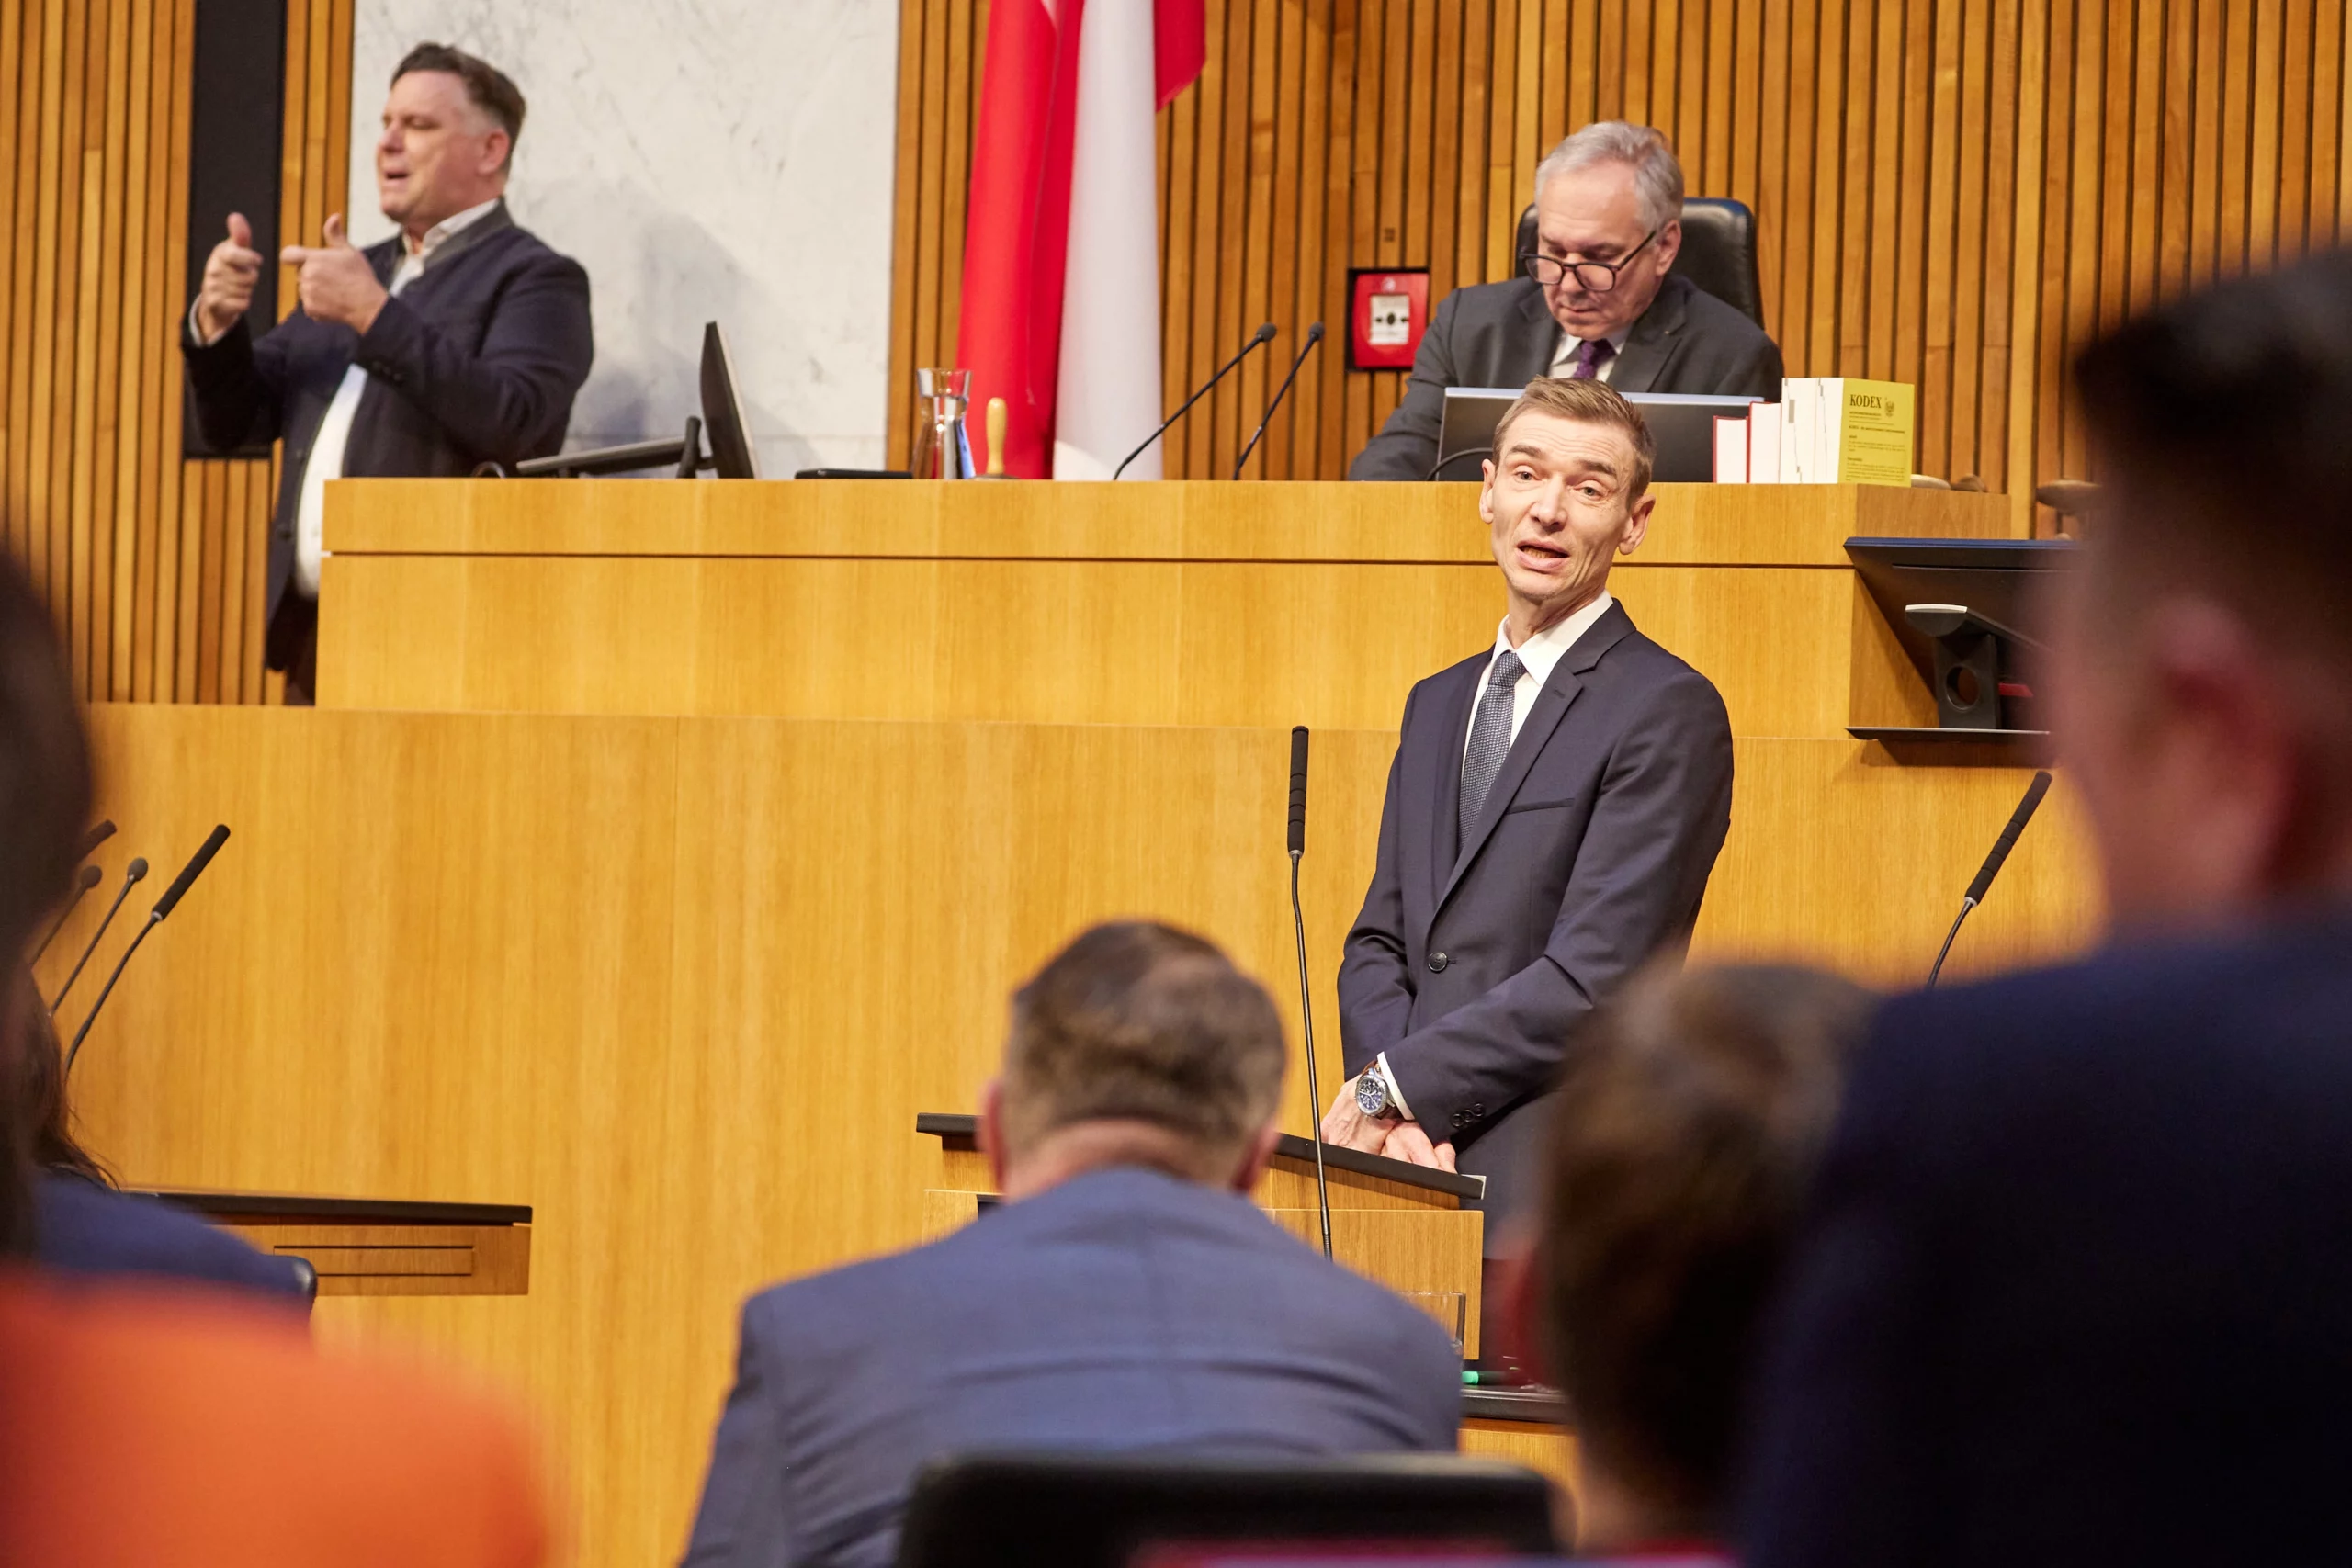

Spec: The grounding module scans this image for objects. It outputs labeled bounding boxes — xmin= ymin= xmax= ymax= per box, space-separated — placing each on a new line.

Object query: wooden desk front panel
xmin=326 ymin=479 xmax=2016 ymax=567
xmin=322 ymin=555 xmax=1864 ymax=739
xmin=56 ymin=705 xmax=2092 ymax=1566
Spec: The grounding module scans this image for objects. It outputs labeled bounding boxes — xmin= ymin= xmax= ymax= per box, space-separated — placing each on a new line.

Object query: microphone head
xmin=1305 ymin=321 xmax=1327 ymax=342
xmin=1252 ymin=321 xmax=1277 ymax=344
xmin=78 ymin=819 xmax=117 ymax=858
xmin=75 ymin=863 xmax=102 ymax=891
xmin=1287 ymin=726 xmax=1309 ymax=855
xmin=125 ymin=857 xmax=149 ymax=881
xmin=2021 ymin=769 xmax=2053 ymax=812
xmin=151 ymin=824 xmax=230 ymax=923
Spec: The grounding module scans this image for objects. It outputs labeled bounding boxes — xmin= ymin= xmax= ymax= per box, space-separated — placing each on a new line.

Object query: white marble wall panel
xmin=348 ymin=0 xmax=900 ymax=474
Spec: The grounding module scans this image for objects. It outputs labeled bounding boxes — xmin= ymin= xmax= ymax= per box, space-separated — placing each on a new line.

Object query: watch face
xmin=1355 ymin=1070 xmax=1388 ymax=1117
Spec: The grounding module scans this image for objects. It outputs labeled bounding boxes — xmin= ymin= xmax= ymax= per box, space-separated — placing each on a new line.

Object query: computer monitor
xmin=1433 ymin=386 xmax=1763 ymax=483
xmin=505 ymin=321 xmax=758 ymax=479
xmin=699 ymin=321 xmax=758 ymax=479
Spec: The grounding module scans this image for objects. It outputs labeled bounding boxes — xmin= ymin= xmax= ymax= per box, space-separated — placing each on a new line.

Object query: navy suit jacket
xmin=37 ymin=1174 xmax=310 ymax=1307
xmin=1338 ymin=601 xmax=1734 ymax=1238
xmin=181 ymin=201 xmax=593 ymax=659
xmin=1349 ymin=275 xmax=1784 ymax=480
xmin=1741 ymin=908 xmax=2352 ymax=1568
xmin=680 ymin=1167 xmax=1462 ymax=1568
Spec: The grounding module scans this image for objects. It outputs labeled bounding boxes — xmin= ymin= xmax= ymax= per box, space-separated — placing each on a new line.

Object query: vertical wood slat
xmin=0 ymin=0 xmax=349 ymax=705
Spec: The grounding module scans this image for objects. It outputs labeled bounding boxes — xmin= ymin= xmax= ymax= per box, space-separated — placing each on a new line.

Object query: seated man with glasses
xmin=1350 ymin=121 xmax=1783 ymax=481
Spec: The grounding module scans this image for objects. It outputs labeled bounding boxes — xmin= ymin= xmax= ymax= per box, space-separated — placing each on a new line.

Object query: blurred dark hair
xmin=17 ymin=977 xmax=112 ymax=1187
xmin=0 ymin=555 xmax=96 ymax=1254
xmin=394 ymin=42 xmax=526 ymax=162
xmin=1001 ymin=921 xmax=1286 ymax=1169
xmin=1538 ymin=962 xmax=1875 ymax=1538
xmin=2074 ymin=248 xmax=2352 ymax=664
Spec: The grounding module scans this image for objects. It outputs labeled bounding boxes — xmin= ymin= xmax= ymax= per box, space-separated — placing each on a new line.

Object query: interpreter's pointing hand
xmin=282 ymin=213 xmax=389 ymax=335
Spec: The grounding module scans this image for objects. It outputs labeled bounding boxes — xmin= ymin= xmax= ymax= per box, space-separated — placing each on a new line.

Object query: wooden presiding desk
xmin=59 ymin=480 xmax=2096 ymax=1566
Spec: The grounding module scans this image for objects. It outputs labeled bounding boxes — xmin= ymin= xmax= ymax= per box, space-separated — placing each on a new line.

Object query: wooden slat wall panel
xmin=0 ymin=0 xmax=348 ymax=705
xmin=888 ymin=0 xmax=2352 ymax=529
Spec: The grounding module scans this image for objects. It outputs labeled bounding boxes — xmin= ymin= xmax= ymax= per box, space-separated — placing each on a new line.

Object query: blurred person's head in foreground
xmin=16 ymin=983 xmax=111 ymax=1188
xmin=982 ymin=921 xmax=1289 ymax=1199
xmin=0 ymin=558 xmax=95 ymax=1255
xmin=2067 ymin=248 xmax=2352 ymax=929
xmin=1528 ymin=962 xmax=1874 ymax=1551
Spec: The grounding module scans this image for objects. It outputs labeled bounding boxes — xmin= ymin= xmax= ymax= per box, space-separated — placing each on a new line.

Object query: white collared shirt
xmin=1458 ymin=592 xmax=1617 ymax=768
xmin=1547 ymin=327 xmax=1629 ymax=382
xmin=1375 ymin=591 xmax=1618 ymax=1122
xmin=289 ymin=197 xmax=503 ymax=596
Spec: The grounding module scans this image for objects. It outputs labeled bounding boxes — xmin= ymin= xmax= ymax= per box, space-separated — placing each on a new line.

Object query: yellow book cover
xmin=1835 ymin=378 xmax=1916 ymax=486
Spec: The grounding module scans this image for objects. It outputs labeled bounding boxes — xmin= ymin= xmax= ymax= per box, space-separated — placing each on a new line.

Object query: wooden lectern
xmin=918 ymin=1113 xmax=1487 ymax=1355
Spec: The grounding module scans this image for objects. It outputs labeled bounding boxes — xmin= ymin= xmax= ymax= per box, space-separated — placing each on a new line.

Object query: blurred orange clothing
xmin=0 ymin=1269 xmax=548 ymax=1566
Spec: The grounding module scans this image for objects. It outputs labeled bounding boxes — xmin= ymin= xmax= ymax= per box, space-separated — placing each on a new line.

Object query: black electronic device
xmin=503 ymin=321 xmax=758 ymax=479
xmin=1848 ymin=536 xmax=2077 ymax=742
xmin=1432 ymin=386 xmax=1759 ymax=481
xmin=1114 ymin=323 xmax=1277 ymax=481
xmin=1234 ymin=322 xmax=1326 ymax=479
xmin=1285 ymin=725 xmax=1334 ymax=1262
xmin=1927 ymin=771 xmax=2053 ymax=987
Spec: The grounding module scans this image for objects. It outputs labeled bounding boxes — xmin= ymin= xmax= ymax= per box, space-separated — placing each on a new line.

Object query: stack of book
xmin=1712 ymin=378 xmax=1916 ymax=485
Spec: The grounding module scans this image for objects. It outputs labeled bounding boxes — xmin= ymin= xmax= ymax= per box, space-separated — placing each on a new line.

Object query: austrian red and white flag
xmin=956 ymin=0 xmax=1205 ymax=479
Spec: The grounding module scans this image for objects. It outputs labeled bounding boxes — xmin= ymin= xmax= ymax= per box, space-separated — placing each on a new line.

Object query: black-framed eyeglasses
xmin=1520 ymin=228 xmax=1659 ymax=293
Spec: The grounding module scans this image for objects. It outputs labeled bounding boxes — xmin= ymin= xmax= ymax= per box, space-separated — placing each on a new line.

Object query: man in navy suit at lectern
xmin=679 ymin=922 xmax=1460 ymax=1568
xmin=1326 ymin=377 xmax=1734 ymax=1258
xmin=182 ymin=42 xmax=593 ymax=703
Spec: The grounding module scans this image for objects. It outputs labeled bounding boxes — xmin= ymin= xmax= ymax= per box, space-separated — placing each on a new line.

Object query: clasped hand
xmin=1319 ymin=1078 xmax=1456 ymax=1171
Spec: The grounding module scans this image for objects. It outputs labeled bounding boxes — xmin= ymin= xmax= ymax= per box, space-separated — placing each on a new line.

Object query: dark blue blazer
xmin=1338 ymin=601 xmax=1734 ymax=1236
xmin=680 ymin=1167 xmax=1463 ymax=1568
xmin=1740 ymin=908 xmax=2352 ymax=1568
xmin=181 ymin=201 xmax=593 ymax=660
xmin=37 ymin=1173 xmax=310 ymax=1307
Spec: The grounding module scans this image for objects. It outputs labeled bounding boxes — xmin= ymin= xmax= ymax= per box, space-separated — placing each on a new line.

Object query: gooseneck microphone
xmin=1234 ymin=322 xmax=1326 ymax=479
xmin=67 ymin=825 xmax=230 ymax=1074
xmin=77 ymin=819 xmax=117 ymax=859
xmin=1928 ymin=772 xmax=2053 ymax=988
xmin=1287 ymin=726 xmax=1335 ymax=1262
xmin=1113 ymin=322 xmax=1277 ymax=481
xmin=49 ymin=857 xmax=147 ymax=1012
xmin=30 ymin=863 xmax=103 ymax=965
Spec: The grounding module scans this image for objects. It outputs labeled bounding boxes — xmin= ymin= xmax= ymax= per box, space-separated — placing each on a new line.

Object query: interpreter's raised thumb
xmin=322 ymin=213 xmax=348 ymax=248
xmin=226 ymin=211 xmax=252 ymax=249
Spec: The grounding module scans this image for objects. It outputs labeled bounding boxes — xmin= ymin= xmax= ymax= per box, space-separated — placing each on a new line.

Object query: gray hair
xmin=1534 ymin=122 xmax=1684 ymax=233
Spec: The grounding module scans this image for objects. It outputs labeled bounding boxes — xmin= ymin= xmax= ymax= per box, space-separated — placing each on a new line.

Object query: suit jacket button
xmin=1427 ymin=952 xmax=1449 ymax=973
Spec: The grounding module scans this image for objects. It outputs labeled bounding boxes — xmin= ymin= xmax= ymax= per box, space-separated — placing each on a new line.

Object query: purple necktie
xmin=1569 ymin=337 xmax=1616 ymax=379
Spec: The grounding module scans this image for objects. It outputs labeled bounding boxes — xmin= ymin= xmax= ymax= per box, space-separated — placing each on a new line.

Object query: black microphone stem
xmin=1928 ymin=771 xmax=2053 ymax=989
xmin=29 ymin=866 xmax=100 ymax=965
xmin=1286 ymin=725 xmax=1334 ymax=1262
xmin=1925 ymin=898 xmax=1974 ymax=990
xmin=50 ymin=861 xmax=145 ymax=1013
xmin=1234 ymin=324 xmax=1324 ymax=480
xmin=65 ymin=919 xmax=153 ymax=1074
xmin=1290 ymin=850 xmax=1334 ymax=1263
xmin=1114 ymin=323 xmax=1276 ymax=481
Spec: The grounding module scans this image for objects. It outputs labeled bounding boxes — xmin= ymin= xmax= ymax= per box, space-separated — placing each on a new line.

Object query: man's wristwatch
xmin=1355 ymin=1061 xmax=1403 ymax=1121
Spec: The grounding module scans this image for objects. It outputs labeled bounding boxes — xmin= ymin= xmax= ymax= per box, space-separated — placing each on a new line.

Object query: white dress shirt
xmin=187 ymin=199 xmax=504 ymax=597
xmin=1374 ymin=591 xmax=1618 ymax=1124
xmin=288 ymin=197 xmax=503 ymax=596
xmin=1548 ymin=326 xmax=1629 ymax=383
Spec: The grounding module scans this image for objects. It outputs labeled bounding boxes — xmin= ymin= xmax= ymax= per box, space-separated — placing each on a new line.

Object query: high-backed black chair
xmin=1511 ymin=197 xmax=1764 ymax=326
xmin=894 ymin=1453 xmax=1564 ymax=1568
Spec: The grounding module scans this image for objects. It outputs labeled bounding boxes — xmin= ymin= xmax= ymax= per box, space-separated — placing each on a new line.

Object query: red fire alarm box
xmin=1348 ymin=268 xmax=1430 ymax=369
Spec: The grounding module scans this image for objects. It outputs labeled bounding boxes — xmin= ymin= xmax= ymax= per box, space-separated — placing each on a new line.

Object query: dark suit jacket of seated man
xmin=1351 ymin=121 xmax=1781 ymax=482
xmin=181 ymin=45 xmax=592 ymax=698
xmin=1737 ymin=247 xmax=2352 ymax=1568
xmin=680 ymin=923 xmax=1462 ymax=1568
xmin=1327 ymin=378 xmax=1733 ymax=1247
